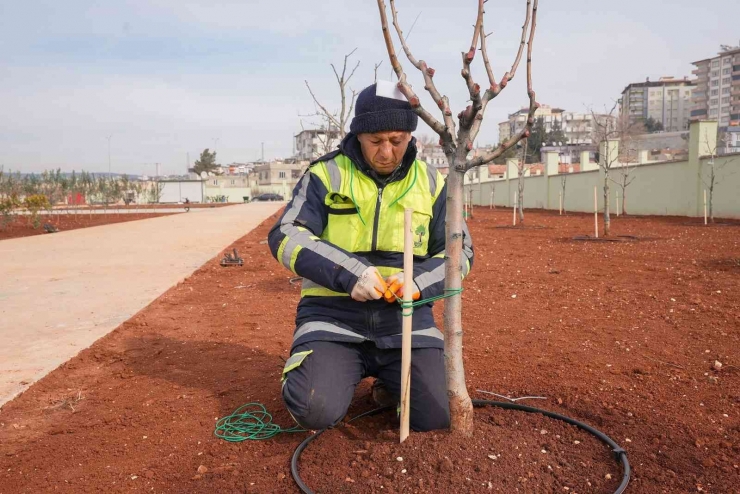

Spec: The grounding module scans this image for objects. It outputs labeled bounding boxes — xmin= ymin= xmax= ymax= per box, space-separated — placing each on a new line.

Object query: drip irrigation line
xmin=291 ymin=401 xmax=630 ymax=494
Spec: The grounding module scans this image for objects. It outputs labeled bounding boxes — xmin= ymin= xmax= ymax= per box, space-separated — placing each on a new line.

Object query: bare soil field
xmin=0 ymin=213 xmax=176 ymax=241
xmin=0 ymin=208 xmax=738 ymax=493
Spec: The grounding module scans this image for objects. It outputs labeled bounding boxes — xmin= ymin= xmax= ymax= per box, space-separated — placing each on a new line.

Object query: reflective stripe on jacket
xmin=268 ymin=141 xmax=474 ymax=350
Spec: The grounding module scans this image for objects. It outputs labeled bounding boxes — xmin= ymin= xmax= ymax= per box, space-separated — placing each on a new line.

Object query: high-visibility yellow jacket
xmin=268 ymin=134 xmax=474 ymax=350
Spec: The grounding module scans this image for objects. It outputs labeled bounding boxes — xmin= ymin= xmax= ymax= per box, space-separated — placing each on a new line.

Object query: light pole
xmin=107 ymin=135 xmax=112 ymax=175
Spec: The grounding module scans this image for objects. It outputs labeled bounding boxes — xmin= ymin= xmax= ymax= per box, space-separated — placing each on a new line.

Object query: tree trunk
xmin=709 ymin=185 xmax=714 ymax=223
xmin=517 ymin=172 xmax=525 ymax=224
xmin=621 ymin=186 xmax=627 ymax=216
xmin=561 ymin=183 xmax=566 ymax=214
xmin=443 ymin=157 xmax=474 ymax=435
xmin=603 ymin=176 xmax=610 ymax=236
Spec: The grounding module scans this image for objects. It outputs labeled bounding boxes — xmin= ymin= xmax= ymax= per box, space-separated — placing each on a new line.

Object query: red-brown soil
xmin=0 ymin=212 xmax=177 ymax=241
xmin=1 ymin=208 xmax=739 ymax=494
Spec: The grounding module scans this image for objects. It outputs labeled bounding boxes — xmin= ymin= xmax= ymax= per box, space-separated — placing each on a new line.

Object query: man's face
xmin=357 ymin=131 xmax=412 ymax=175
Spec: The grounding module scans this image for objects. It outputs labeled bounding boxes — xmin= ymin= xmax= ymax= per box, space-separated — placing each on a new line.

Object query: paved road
xmin=0 ymin=202 xmax=282 ymax=407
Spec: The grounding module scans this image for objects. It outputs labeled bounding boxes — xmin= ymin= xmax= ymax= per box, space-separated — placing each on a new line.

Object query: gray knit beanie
xmin=350 ymin=83 xmax=418 ymax=135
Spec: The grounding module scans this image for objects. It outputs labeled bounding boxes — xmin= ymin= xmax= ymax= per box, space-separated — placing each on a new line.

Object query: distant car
xmin=254 ymin=193 xmax=284 ymax=201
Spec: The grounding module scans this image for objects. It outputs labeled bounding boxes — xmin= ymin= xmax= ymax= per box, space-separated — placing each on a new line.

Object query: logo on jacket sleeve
xmin=414 ymin=224 xmax=427 ymax=248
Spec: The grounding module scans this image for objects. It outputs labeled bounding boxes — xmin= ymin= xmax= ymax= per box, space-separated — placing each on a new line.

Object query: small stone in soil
xmin=439 ymin=457 xmax=453 ymax=472
xmin=197 ymin=465 xmax=208 ymax=474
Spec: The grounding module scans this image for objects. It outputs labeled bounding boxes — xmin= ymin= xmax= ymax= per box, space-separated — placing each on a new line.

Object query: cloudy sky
xmin=1 ymin=0 xmax=737 ymax=175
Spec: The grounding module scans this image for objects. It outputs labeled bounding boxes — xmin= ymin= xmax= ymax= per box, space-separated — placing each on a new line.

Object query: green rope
xmin=387 ymin=160 xmax=418 ymax=209
xmin=348 ymin=165 xmax=367 ymax=226
xmin=395 ymin=288 xmax=464 ymax=316
xmin=214 ymin=402 xmax=305 ymax=441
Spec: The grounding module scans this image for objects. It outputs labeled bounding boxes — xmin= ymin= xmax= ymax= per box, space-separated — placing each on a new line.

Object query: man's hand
xmin=383 ymin=271 xmax=420 ymax=303
xmin=350 ymin=267 xmax=388 ymax=302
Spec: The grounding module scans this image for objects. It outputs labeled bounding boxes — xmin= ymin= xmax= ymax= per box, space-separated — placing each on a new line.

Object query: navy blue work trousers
xmin=282 ymin=340 xmax=450 ymax=432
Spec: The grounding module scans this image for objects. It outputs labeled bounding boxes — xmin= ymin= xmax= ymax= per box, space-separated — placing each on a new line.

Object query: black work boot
xmin=371 ymin=379 xmax=396 ymax=408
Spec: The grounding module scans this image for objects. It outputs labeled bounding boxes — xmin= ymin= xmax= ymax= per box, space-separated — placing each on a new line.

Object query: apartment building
xmin=620 ymin=77 xmax=694 ymax=131
xmin=498 ymin=105 xmax=616 ymax=146
xmin=294 ymin=128 xmax=341 ymax=161
xmin=691 ymin=45 xmax=740 ymax=128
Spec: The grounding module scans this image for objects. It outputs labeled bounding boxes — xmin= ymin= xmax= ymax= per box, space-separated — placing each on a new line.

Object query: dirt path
xmin=0 ymin=209 xmax=738 ymax=493
xmin=0 ymin=203 xmax=282 ymax=406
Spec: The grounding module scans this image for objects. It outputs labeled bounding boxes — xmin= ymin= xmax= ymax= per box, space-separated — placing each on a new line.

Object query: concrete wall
xmin=465 ymin=121 xmax=740 ymax=219
xmin=159 ymin=181 xmax=204 ymax=203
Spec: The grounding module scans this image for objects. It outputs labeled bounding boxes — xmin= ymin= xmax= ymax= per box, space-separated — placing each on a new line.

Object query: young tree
xmin=702 ymin=129 xmax=738 ymax=223
xmin=547 ymin=119 xmax=567 ymax=146
xmin=303 ymin=49 xmax=360 ymax=157
xmin=560 ymin=174 xmax=567 ymax=214
xmin=377 ymin=0 xmax=539 ymax=433
xmin=193 ymin=149 xmax=219 ymax=176
xmin=644 ymin=116 xmax=664 ymax=133
xmin=591 ymin=104 xmax=620 ymax=236
xmin=515 ymin=140 xmax=532 ymax=223
xmin=525 ymin=116 xmax=547 ymax=163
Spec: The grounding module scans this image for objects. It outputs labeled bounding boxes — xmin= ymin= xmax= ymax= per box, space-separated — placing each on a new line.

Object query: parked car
xmin=254 ymin=193 xmax=284 ymax=201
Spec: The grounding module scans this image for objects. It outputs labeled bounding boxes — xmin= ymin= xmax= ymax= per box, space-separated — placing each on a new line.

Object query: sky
xmin=0 ymin=0 xmax=738 ymax=176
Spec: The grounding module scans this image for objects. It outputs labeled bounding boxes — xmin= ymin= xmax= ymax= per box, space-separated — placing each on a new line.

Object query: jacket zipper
xmin=371 ymin=187 xmax=383 ymax=251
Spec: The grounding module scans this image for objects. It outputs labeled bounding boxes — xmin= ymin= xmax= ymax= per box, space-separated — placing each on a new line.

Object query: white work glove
xmin=350 ymin=266 xmax=388 ymax=302
xmin=383 ymin=271 xmax=420 ymax=302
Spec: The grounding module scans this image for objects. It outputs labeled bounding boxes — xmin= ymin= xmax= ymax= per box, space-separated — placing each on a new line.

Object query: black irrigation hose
xmin=291 ymin=401 xmax=630 ymax=494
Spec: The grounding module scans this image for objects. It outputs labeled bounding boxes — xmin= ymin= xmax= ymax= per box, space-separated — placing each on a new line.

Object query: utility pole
xmin=261 ymin=142 xmax=265 ymax=162
xmin=213 ymin=138 xmax=220 ymax=153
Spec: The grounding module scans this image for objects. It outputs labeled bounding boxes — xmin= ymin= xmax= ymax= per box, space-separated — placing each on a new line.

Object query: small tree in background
xmin=560 ymin=174 xmax=567 ymax=214
xmin=591 ymin=104 xmax=621 ymax=236
xmin=702 ymin=130 xmax=738 ymax=223
xmin=547 ymin=119 xmax=567 ymax=146
xmin=193 ymin=149 xmax=219 ymax=176
xmin=302 ymin=49 xmax=360 ymax=158
xmin=525 ymin=116 xmax=547 ymax=163
xmin=644 ymin=116 xmax=664 ymax=133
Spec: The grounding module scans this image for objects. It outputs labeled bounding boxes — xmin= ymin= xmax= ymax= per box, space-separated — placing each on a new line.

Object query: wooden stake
xmin=616 ymin=191 xmax=620 ymax=217
xmin=704 ymin=189 xmax=708 ymax=225
xmin=559 ymin=190 xmax=562 ymax=215
xmin=513 ymin=191 xmax=517 ymax=226
xmin=400 ymin=208 xmax=413 ymax=443
xmin=594 ymin=186 xmax=598 ymax=238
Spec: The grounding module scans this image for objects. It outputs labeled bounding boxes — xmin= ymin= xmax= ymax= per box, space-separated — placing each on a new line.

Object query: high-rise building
xmin=620 ymin=77 xmax=694 ymax=132
xmin=691 ymin=45 xmax=740 ymax=128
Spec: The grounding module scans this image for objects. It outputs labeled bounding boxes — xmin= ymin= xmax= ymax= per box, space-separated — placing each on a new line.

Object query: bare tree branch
xmin=464 ymin=0 xmax=538 ymax=170
xmin=458 ymin=0 xmax=485 ymax=131
xmin=374 ymin=60 xmax=383 ymax=83
xmin=305 ymin=80 xmax=342 ymax=130
xmin=500 ymin=0 xmax=532 ymax=90
xmin=379 ymin=0 xmax=453 ymax=140
xmin=479 ymin=22 xmax=497 ymax=92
